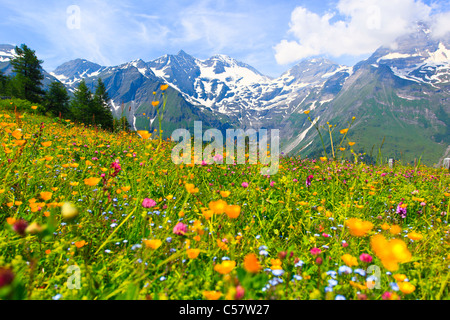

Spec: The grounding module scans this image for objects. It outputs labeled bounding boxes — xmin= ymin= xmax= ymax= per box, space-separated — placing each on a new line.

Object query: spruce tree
xmin=93 ymin=78 xmax=114 ymax=130
xmin=70 ymin=79 xmax=93 ymax=125
xmin=10 ymin=44 xmax=44 ymax=102
xmin=45 ymin=81 xmax=70 ymax=117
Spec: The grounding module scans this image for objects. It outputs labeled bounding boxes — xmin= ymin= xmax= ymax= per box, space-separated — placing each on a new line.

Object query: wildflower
xmin=209 ymin=199 xmax=228 ymax=214
xmin=235 ymin=285 xmax=245 ymax=300
xmin=389 ymin=224 xmax=402 ymax=235
xmin=306 ymin=175 xmax=314 ymax=187
xmin=381 ymin=223 xmax=390 ymax=230
xmin=345 ymin=218 xmax=373 ymax=237
xmin=160 ymin=84 xmax=169 ymax=91
xmin=310 ymin=247 xmax=321 ymax=256
xmin=348 ymin=142 xmax=355 ymax=146
xmin=84 ymin=177 xmax=101 ymax=187
xmin=370 ymin=234 xmax=412 ymax=271
xmin=12 ymin=219 xmax=28 ymax=236
xmin=25 ymin=222 xmax=45 ymax=235
xmin=398 ymin=282 xmax=415 ymax=294
xmin=407 ymin=231 xmax=423 ymax=241
xmin=203 ymin=291 xmax=222 ymax=300
xmin=220 ymin=191 xmax=230 ymax=198
xmin=186 ymin=248 xmax=200 ymax=259
xmin=270 ymin=259 xmax=283 ymax=270
xmin=142 ymin=198 xmax=157 ymax=208
xmin=61 ymin=202 xmax=79 ymax=220
xmin=359 ymin=253 xmax=373 ymax=263
xmin=185 ymin=183 xmax=199 ymax=194
xmin=244 ymin=253 xmax=261 ymax=273
xmin=303 ymin=110 xmax=310 ymax=115
xmin=341 ymin=254 xmax=358 ymax=267
xmin=41 ymin=141 xmax=52 ymax=147
xmin=75 ymin=240 xmax=87 ymax=248
xmin=151 ymin=101 xmax=160 ymax=107
xmin=214 ymin=260 xmax=236 ymax=275
xmin=144 ymin=239 xmax=162 ymax=250
xmin=393 ymin=274 xmax=407 ymax=282
xmin=225 ymin=205 xmax=241 ymax=219
xmin=173 ymin=222 xmax=188 ymax=236
xmin=396 ymin=202 xmax=407 ymax=219
xmin=0 ymin=268 xmax=14 ymax=288
xmin=340 ymin=128 xmax=349 ymax=134
xmin=241 ymin=182 xmax=249 ymax=188
xmin=40 ymin=192 xmax=53 ymax=201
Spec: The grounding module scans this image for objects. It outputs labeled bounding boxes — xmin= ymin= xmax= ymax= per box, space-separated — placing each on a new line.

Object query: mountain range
xmin=1 ymin=22 xmax=449 ymax=166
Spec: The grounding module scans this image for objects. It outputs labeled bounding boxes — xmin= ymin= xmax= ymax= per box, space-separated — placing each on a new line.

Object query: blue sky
xmin=1 ymin=0 xmax=449 ymax=77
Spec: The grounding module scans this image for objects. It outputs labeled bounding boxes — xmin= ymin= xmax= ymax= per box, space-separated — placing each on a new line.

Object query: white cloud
xmin=274 ymin=0 xmax=436 ymax=65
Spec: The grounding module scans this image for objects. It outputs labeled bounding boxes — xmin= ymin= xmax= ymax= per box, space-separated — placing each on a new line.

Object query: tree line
xmin=0 ymin=44 xmax=127 ymax=131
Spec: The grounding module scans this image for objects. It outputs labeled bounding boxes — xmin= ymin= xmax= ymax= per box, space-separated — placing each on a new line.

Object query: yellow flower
xmin=346 ymin=218 xmax=373 ymax=237
xmin=348 ymin=141 xmax=355 ymax=146
xmin=340 ymin=128 xmax=349 ymax=134
xmin=203 ymin=291 xmax=222 ymax=300
xmin=160 ymin=84 xmax=169 ymax=91
xmin=31 ymin=106 xmax=38 ymax=110
xmin=84 ymin=177 xmax=101 ymax=186
xmin=186 ymin=248 xmax=200 ymax=259
xmin=320 ymin=156 xmax=327 ymax=162
xmin=303 ymin=110 xmax=310 ymax=114
xmin=381 ymin=222 xmax=390 ymax=230
xmin=151 ymin=101 xmax=160 ymax=107
xmin=243 ymin=253 xmax=261 ymax=273
xmin=214 ymin=260 xmax=236 ymax=274
xmin=144 ymin=239 xmax=162 ymax=250
xmin=398 ymin=282 xmax=415 ymax=294
xmin=40 ymin=191 xmax=53 ymax=201
xmin=341 ymin=254 xmax=358 ymax=267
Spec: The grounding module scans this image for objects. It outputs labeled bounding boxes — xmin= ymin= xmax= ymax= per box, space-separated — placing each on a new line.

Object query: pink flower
xmin=342 ymin=241 xmax=348 ymax=248
xmin=213 ymin=154 xmax=223 ymax=163
xmin=359 ymin=253 xmax=373 ymax=263
xmin=382 ymin=292 xmax=392 ymax=300
xmin=173 ymin=222 xmax=188 ymax=236
xmin=241 ymin=182 xmax=249 ymax=188
xmin=235 ymin=285 xmax=245 ymax=300
xmin=142 ymin=198 xmax=156 ymax=208
xmin=310 ymin=247 xmax=321 ymax=256
xmin=270 ymin=181 xmax=275 ymax=187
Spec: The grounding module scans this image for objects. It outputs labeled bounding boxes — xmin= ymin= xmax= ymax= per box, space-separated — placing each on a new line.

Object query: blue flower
xmin=338 ymin=265 xmax=352 ymax=275
xmin=390 ymin=282 xmax=399 ymax=291
xmin=328 ymin=279 xmax=338 ymax=287
xmin=294 ymin=260 xmax=304 ymax=267
xmin=335 ymin=295 xmax=346 ymax=300
xmin=52 ymin=294 xmax=62 ymax=300
xmin=326 ymin=270 xmax=337 ymax=279
xmin=272 ymin=269 xmax=284 ymax=276
xmin=354 ymin=268 xmax=366 ymax=276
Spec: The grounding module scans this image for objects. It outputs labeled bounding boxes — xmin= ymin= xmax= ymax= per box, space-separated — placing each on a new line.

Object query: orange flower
xmin=370 ymin=234 xmax=412 ymax=271
xmin=185 ymin=183 xmax=199 ymax=194
xmin=270 ymin=259 xmax=282 ymax=270
xmin=203 ymin=290 xmax=222 ymax=300
xmin=243 ymin=253 xmax=261 ymax=273
xmin=151 ymin=101 xmax=160 ymax=107
xmin=11 ymin=129 xmax=23 ymax=140
xmin=6 ymin=217 xmax=16 ymax=225
xmin=220 ymin=191 xmax=231 ymax=198
xmin=341 ymin=254 xmax=359 ymax=267
xmin=160 ymin=84 xmax=169 ymax=91
xmin=202 ymin=209 xmax=214 ymax=220
xmin=389 ymin=225 xmax=402 ymax=235
xmin=209 ymin=199 xmax=228 ymax=214
xmin=40 ymin=191 xmax=53 ymax=201
xmin=393 ymin=274 xmax=407 ymax=282
xmin=186 ymin=248 xmax=200 ymax=259
xmin=41 ymin=141 xmax=52 ymax=147
xmin=75 ymin=240 xmax=87 ymax=248
xmin=144 ymin=239 xmax=162 ymax=250
xmin=407 ymin=231 xmax=423 ymax=241
xmin=348 ymin=141 xmax=355 ymax=146
xmin=398 ymin=282 xmax=415 ymax=294
xmin=31 ymin=106 xmax=38 ymax=110
xmin=339 ymin=128 xmax=349 ymax=134
xmin=346 ymin=218 xmax=373 ymax=237
xmin=303 ymin=110 xmax=310 ymax=114
xmin=214 ymin=260 xmax=236 ymax=275
xmin=84 ymin=177 xmax=101 ymax=186
xmin=45 ymin=249 xmax=51 ymax=255
xmin=225 ymin=205 xmax=241 ymax=219
xmin=381 ymin=223 xmax=390 ymax=230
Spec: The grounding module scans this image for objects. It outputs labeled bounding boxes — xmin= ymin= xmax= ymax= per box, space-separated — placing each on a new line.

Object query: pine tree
xmin=70 ymin=79 xmax=93 ymax=125
xmin=45 ymin=81 xmax=70 ymax=117
xmin=92 ymin=78 xmax=114 ymax=130
xmin=10 ymin=44 xmax=45 ymax=102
